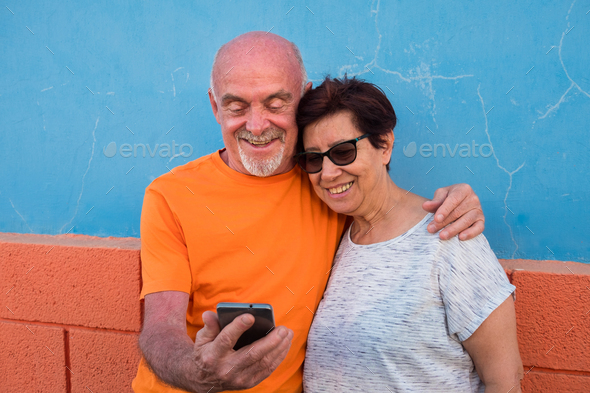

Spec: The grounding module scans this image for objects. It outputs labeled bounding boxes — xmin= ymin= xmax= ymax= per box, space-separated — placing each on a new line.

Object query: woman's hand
xmin=423 ymin=183 xmax=485 ymax=240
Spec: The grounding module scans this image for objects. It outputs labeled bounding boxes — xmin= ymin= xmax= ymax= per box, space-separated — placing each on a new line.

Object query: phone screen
xmin=216 ymin=303 xmax=275 ymax=350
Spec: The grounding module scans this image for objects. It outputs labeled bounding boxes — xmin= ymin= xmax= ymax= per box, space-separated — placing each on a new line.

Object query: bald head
xmin=210 ymin=32 xmax=307 ymax=99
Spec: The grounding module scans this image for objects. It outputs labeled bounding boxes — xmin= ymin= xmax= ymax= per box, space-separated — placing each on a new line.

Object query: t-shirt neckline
xmin=346 ymin=212 xmax=434 ymax=248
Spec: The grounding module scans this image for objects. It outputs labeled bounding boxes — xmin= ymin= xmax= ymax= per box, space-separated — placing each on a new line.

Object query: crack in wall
xmin=337 ymin=0 xmax=473 ymax=129
xmin=0 ymin=191 xmax=34 ymax=233
xmin=539 ymin=0 xmax=590 ymax=119
xmin=59 ymin=117 xmax=100 ymax=233
xmin=477 ymin=85 xmax=525 ymax=258
xmin=171 ymin=67 xmax=185 ymax=98
xmin=539 ymin=83 xmax=575 ymax=119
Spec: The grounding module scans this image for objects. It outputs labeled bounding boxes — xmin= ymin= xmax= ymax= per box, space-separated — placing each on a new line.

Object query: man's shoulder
xmin=147 ymin=152 xmax=217 ymax=192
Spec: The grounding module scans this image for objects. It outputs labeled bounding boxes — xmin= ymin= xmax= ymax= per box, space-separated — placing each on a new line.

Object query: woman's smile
xmin=325 ymin=181 xmax=354 ymax=196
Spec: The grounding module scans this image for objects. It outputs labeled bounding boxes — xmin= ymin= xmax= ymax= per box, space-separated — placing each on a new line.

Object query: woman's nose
xmin=320 ymin=156 xmax=342 ymax=181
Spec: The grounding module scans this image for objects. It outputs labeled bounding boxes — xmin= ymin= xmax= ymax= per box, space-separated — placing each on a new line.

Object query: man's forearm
xmin=139 ymin=325 xmax=204 ymax=392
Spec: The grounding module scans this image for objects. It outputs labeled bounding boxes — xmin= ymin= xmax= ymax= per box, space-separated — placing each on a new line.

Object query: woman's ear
xmin=382 ymin=130 xmax=395 ymax=165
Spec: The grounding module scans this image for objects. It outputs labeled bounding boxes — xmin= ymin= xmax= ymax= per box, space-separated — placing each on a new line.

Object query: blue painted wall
xmin=1 ymin=0 xmax=588 ymax=262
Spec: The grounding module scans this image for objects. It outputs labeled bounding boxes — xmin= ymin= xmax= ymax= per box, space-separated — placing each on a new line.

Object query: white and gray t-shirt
xmin=303 ymin=213 xmax=515 ymax=393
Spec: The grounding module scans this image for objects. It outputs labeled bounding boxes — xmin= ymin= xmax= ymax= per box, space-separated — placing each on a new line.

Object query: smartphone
xmin=216 ymin=302 xmax=275 ymax=350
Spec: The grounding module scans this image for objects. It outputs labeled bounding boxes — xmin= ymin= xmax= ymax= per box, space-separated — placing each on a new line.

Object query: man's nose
xmin=246 ymin=107 xmax=268 ymax=136
xmin=320 ymin=156 xmax=342 ymax=181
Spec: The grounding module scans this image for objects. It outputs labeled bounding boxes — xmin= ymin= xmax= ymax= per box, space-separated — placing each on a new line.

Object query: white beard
xmin=235 ymin=127 xmax=286 ymax=177
xmin=238 ymin=142 xmax=285 ymax=177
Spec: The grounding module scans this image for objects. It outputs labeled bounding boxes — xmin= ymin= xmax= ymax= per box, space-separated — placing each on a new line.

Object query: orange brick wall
xmin=0 ymin=233 xmax=142 ymax=393
xmin=1 ymin=233 xmax=589 ymax=392
xmin=501 ymin=259 xmax=590 ymax=392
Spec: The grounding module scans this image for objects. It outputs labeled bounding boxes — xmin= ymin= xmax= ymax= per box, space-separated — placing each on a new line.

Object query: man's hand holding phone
xmin=189 ymin=307 xmax=293 ymax=392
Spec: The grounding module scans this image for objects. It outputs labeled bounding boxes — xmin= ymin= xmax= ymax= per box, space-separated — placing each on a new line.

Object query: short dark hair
xmin=296 ymin=75 xmax=397 ymax=170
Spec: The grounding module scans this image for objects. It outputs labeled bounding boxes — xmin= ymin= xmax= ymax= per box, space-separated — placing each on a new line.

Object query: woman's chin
xmin=320 ymin=190 xmax=357 ymax=215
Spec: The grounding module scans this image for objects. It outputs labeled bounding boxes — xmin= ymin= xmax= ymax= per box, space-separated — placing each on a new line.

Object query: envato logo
xmin=103 ymin=141 xmax=193 ymax=158
xmin=402 ymin=141 xmax=493 ymax=158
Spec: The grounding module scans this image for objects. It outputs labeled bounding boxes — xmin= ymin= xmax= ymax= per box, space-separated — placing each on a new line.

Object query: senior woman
xmin=296 ymin=77 xmax=523 ymax=392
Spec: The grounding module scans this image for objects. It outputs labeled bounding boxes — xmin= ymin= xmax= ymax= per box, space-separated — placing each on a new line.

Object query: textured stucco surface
xmin=69 ymin=328 xmax=141 ymax=393
xmin=0 ymin=321 xmax=68 ymax=393
xmin=1 ymin=233 xmax=141 ymax=331
xmin=1 ymin=234 xmax=588 ymax=391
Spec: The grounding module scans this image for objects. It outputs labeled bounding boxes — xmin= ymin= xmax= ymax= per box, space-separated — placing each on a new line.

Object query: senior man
xmin=133 ymin=32 xmax=485 ymax=393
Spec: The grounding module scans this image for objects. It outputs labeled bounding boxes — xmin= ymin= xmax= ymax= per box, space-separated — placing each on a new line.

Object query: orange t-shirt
xmin=132 ymin=150 xmax=346 ymax=393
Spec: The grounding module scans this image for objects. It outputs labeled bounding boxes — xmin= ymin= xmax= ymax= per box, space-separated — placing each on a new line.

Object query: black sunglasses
xmin=295 ymin=133 xmax=371 ymax=174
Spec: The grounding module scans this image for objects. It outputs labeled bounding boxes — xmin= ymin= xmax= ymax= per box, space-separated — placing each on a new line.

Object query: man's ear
xmin=304 ymin=81 xmax=313 ymax=94
xmin=383 ymin=130 xmax=395 ymax=165
xmin=208 ymin=89 xmax=221 ymax=125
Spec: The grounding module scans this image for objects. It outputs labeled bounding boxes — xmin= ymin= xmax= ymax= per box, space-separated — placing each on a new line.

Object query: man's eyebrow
xmin=220 ymin=90 xmax=293 ymax=106
xmin=220 ymin=94 xmax=247 ymax=105
xmin=263 ymin=90 xmax=293 ymax=104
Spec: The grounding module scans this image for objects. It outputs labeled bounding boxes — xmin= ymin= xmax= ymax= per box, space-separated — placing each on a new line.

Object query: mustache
xmin=235 ymin=127 xmax=286 ymax=143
